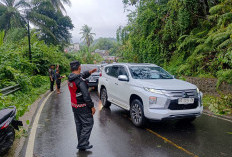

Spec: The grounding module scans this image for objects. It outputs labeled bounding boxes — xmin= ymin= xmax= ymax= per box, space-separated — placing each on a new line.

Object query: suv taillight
xmin=100 ymin=73 xmax=102 ymax=77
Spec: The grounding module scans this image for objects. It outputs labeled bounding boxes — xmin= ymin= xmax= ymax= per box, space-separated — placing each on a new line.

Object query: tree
xmin=0 ymin=30 xmax=4 ymax=46
xmin=0 ymin=0 xmax=29 ymax=31
xmin=80 ymin=25 xmax=95 ymax=48
xmin=0 ymin=0 xmax=73 ymax=46
xmin=49 ymin=0 xmax=71 ymax=13
xmin=28 ymin=0 xmax=74 ymax=46
xmin=123 ymin=0 xmax=139 ymax=6
xmin=93 ymin=38 xmax=116 ymax=50
xmin=118 ymin=0 xmax=232 ymax=85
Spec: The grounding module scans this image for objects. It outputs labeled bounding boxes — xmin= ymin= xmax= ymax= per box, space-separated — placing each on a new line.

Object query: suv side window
xmin=105 ymin=67 xmax=110 ymax=75
xmin=110 ymin=66 xmax=119 ymax=78
xmin=118 ymin=66 xmax=128 ymax=77
xmin=105 ymin=66 xmax=119 ymax=78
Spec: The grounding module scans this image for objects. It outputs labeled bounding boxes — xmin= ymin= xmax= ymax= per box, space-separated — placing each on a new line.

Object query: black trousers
xmin=50 ymin=78 xmax=54 ymax=91
xmin=73 ymin=106 xmax=94 ymax=148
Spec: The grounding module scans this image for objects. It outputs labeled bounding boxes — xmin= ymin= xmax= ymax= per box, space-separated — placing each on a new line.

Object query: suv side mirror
xmin=118 ymin=75 xmax=129 ymax=81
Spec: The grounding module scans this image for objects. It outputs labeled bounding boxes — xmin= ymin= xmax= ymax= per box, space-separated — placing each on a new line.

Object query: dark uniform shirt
xmin=56 ymin=73 xmax=61 ymax=84
xmin=49 ymin=68 xmax=55 ymax=79
xmin=68 ymin=71 xmax=94 ymax=108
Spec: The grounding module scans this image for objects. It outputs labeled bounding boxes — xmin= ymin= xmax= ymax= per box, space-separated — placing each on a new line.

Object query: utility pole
xmin=27 ymin=19 xmax=32 ymax=63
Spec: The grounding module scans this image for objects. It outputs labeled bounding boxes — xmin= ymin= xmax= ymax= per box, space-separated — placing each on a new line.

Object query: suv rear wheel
xmin=100 ymin=88 xmax=111 ymax=108
xmin=130 ymin=99 xmax=146 ymax=127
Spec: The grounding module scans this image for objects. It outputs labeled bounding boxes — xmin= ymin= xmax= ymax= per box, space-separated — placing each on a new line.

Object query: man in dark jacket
xmin=68 ymin=61 xmax=96 ymax=151
xmin=48 ymin=64 xmax=55 ymax=91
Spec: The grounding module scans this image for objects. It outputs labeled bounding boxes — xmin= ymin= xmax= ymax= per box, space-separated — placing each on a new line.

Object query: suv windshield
xmin=129 ymin=66 xmax=173 ymax=79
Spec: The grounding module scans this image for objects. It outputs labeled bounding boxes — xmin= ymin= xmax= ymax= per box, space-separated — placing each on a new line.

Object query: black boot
xmin=77 ymin=145 xmax=93 ymax=151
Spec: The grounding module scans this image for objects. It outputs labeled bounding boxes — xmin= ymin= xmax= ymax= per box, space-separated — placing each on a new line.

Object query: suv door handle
xmin=106 ymin=79 xmax=108 ymax=81
xmin=115 ymin=83 xmax=118 ymax=85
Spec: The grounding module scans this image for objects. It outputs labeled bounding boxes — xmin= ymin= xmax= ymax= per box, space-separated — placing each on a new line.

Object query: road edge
xmin=25 ymin=91 xmax=53 ymax=157
xmin=203 ymin=110 xmax=232 ymax=123
xmin=6 ymin=81 xmax=67 ymax=157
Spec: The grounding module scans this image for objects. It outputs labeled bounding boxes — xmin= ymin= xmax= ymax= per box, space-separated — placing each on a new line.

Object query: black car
xmin=81 ymin=65 xmax=101 ymax=88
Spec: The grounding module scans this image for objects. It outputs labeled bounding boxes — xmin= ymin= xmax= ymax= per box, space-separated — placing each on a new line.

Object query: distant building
xmin=92 ymin=49 xmax=119 ymax=63
xmin=94 ymin=49 xmax=109 ymax=57
xmin=64 ymin=43 xmax=80 ymax=53
xmin=103 ymin=56 xmax=119 ymax=63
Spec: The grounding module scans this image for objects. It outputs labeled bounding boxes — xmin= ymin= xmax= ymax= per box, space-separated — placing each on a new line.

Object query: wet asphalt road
xmin=28 ymin=83 xmax=232 ymax=157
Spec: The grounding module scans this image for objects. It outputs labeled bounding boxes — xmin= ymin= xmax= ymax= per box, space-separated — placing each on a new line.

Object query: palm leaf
xmin=14 ymin=0 xmax=30 ymax=9
xmin=28 ymin=11 xmax=57 ymax=27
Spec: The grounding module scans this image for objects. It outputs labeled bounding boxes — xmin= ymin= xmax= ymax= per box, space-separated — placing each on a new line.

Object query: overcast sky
xmin=65 ymin=0 xmax=131 ymax=43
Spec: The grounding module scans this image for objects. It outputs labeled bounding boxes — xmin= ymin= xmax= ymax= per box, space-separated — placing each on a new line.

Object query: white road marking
xmin=25 ymin=92 xmax=53 ymax=157
xmin=203 ymin=112 xmax=232 ymax=123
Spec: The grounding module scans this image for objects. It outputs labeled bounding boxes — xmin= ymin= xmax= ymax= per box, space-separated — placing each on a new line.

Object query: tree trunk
xmin=203 ymin=0 xmax=209 ymax=15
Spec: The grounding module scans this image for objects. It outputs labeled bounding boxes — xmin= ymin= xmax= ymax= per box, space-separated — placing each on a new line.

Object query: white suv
xmin=98 ymin=63 xmax=203 ymax=127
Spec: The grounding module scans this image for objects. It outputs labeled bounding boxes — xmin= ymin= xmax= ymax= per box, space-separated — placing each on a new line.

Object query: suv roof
xmin=106 ymin=63 xmax=159 ymax=67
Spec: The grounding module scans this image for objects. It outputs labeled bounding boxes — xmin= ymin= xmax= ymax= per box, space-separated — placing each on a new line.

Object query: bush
xmin=0 ymin=76 xmax=50 ymax=118
xmin=203 ymin=94 xmax=232 ymax=115
xmin=0 ymin=31 xmax=70 ymax=89
xmin=30 ymin=75 xmax=49 ymax=88
xmin=0 ymin=30 xmax=71 ymax=118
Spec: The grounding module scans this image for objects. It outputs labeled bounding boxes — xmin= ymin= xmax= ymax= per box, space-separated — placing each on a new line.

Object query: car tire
xmin=130 ymin=99 xmax=146 ymax=127
xmin=100 ymin=88 xmax=111 ymax=108
xmin=179 ymin=117 xmax=196 ymax=123
xmin=0 ymin=126 xmax=15 ymax=156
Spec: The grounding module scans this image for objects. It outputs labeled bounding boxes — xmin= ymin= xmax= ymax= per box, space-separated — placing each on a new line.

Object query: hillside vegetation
xmin=118 ymin=0 xmax=232 ymax=115
xmin=118 ymin=0 xmax=232 ymax=85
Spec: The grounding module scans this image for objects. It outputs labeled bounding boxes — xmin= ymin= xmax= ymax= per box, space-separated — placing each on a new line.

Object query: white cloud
xmin=65 ymin=0 xmax=130 ymax=43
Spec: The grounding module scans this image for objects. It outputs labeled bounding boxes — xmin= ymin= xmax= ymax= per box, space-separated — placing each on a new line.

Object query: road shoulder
xmin=203 ymin=109 xmax=232 ymax=123
xmin=5 ymin=81 xmax=67 ymax=157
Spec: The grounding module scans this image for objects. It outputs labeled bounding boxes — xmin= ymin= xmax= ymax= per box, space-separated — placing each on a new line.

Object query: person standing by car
xmin=68 ymin=61 xmax=96 ymax=150
xmin=54 ymin=64 xmax=59 ymax=90
xmin=48 ymin=64 xmax=55 ymax=91
xmin=55 ymin=69 xmax=65 ymax=94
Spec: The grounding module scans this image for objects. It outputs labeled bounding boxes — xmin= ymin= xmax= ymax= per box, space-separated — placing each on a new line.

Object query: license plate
xmin=89 ymin=80 xmax=96 ymax=82
xmin=178 ymin=98 xmax=194 ymax=104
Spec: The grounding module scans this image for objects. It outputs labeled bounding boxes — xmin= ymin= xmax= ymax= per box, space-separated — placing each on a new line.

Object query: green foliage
xmin=0 ymin=30 xmax=70 ymax=89
xmin=30 ymin=75 xmax=49 ymax=88
xmin=29 ymin=0 xmax=74 ymax=46
xmin=0 ymin=27 xmax=73 ymax=118
xmin=46 ymin=0 xmax=71 ymax=13
xmin=0 ymin=0 xmax=28 ymax=31
xmin=119 ymin=0 xmax=232 ymax=115
xmin=92 ymin=38 xmax=117 ymax=50
xmin=118 ymin=0 xmax=232 ymax=86
xmin=0 ymin=0 xmax=73 ymax=118
xmin=70 ymin=46 xmax=104 ymax=64
xmin=216 ymin=69 xmax=232 ymax=87
xmin=0 ymin=76 xmax=50 ymax=118
xmin=0 ymin=0 xmax=73 ymax=47
xmin=0 ymin=30 xmax=4 ymax=46
xmin=4 ymin=28 xmax=27 ymax=42
xmin=203 ymin=94 xmax=232 ymax=115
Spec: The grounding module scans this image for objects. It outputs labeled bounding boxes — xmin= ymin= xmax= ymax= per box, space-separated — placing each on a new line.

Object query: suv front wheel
xmin=130 ymin=99 xmax=146 ymax=127
xmin=100 ymin=88 xmax=111 ymax=108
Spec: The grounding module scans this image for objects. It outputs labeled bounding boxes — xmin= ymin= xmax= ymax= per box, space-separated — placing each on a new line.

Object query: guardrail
xmin=0 ymin=84 xmax=21 ymax=96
